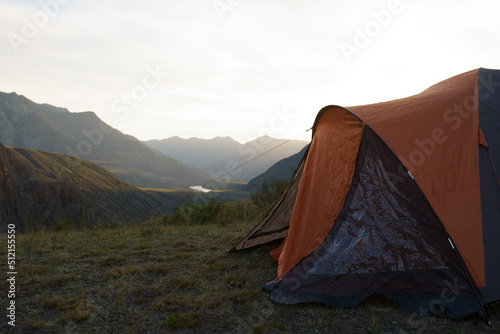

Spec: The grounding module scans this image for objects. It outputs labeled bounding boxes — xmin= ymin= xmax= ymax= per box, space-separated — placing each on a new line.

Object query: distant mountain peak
xmin=210 ymin=136 xmax=239 ymax=143
xmin=1 ymin=91 xmax=70 ymax=116
xmin=144 ymin=135 xmax=308 ymax=181
xmin=158 ymin=135 xmax=240 ymax=144
xmin=0 ymin=91 xmax=211 ymax=189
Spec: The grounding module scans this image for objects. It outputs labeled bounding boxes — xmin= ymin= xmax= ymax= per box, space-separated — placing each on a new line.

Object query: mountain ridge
xmin=243 ymin=145 xmax=308 ymax=191
xmin=0 ymin=91 xmax=309 ymax=189
xmin=0 ymin=92 xmax=210 ymax=189
xmin=144 ymin=135 xmax=308 ymax=182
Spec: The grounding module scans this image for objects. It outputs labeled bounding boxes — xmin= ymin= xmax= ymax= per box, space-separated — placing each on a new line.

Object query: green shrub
xmin=232 ymin=200 xmax=257 ymax=222
xmin=251 ymin=178 xmax=289 ymax=212
xmin=164 ymin=199 xmax=234 ymax=226
xmin=54 ymin=219 xmax=75 ymax=231
xmin=100 ymin=220 xmax=121 ymax=229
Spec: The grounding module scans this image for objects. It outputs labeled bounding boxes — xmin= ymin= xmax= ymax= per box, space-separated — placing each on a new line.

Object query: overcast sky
xmin=1 ymin=0 xmax=500 ymax=143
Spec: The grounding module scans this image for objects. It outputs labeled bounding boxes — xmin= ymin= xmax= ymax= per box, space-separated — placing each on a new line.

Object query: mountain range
xmin=0 ymin=91 xmax=311 ymax=227
xmin=0 ymin=92 xmax=309 ymax=189
xmin=0 ymin=92 xmax=213 ymax=189
xmin=144 ymin=135 xmax=308 ymax=182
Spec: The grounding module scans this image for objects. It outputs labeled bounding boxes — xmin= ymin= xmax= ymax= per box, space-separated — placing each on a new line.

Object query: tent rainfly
xmin=233 ymin=68 xmax=500 ymax=320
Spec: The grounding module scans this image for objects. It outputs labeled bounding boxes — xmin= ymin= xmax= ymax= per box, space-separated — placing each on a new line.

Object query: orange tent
xmin=234 ymin=68 xmax=500 ymax=320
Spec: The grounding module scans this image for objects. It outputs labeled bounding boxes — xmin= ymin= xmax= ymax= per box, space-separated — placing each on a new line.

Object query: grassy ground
xmin=1 ymin=219 xmax=499 ymax=334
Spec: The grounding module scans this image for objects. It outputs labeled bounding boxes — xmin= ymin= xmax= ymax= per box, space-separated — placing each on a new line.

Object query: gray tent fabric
xmin=230 ymin=146 xmax=307 ymax=251
xmin=478 ymin=68 xmax=500 ymax=302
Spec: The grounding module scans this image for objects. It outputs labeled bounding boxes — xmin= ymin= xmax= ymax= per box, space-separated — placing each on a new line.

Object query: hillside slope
xmin=244 ymin=145 xmax=308 ymax=191
xmin=144 ymin=136 xmax=308 ymax=181
xmin=0 ymin=144 xmax=175 ymax=231
xmin=0 ymin=92 xmax=210 ymax=188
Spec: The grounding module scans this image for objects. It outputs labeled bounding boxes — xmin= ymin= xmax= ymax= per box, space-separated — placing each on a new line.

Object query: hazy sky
xmin=1 ymin=0 xmax=500 ymax=143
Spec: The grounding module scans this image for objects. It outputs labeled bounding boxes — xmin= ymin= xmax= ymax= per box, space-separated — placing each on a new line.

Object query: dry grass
xmin=36 ymin=274 xmax=77 ymax=288
xmin=1 ymin=221 xmax=499 ymax=334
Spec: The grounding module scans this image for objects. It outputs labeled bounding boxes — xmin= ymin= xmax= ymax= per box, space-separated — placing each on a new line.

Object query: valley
xmin=0 ymin=91 xmax=305 ymax=229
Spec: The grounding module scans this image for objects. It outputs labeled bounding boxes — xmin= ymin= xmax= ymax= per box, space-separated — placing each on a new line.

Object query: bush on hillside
xmin=164 ymin=199 xmax=234 ymax=226
xmin=161 ymin=178 xmax=289 ymax=227
xmin=251 ymin=178 xmax=289 ymax=212
xmin=54 ymin=219 xmax=75 ymax=231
